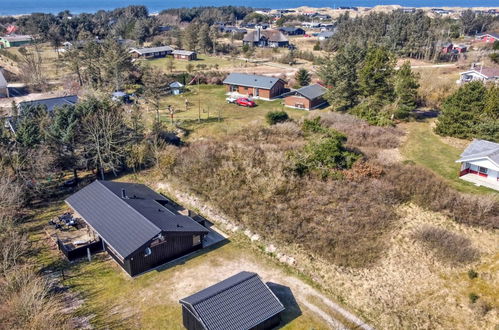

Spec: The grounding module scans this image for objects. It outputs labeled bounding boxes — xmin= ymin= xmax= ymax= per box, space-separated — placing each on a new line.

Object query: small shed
xmin=179 ymin=271 xmax=285 ymax=330
xmin=173 ymin=50 xmax=197 ymax=61
xmin=284 ymin=84 xmax=327 ymax=110
xmin=170 ymin=81 xmax=185 ymax=95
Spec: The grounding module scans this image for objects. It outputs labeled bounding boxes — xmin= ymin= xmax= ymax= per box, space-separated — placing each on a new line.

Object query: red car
xmin=235 ymin=97 xmax=256 ymax=107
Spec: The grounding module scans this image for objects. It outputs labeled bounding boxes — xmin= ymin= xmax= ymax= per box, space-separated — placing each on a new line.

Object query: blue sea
xmin=0 ymin=0 xmax=498 ymax=16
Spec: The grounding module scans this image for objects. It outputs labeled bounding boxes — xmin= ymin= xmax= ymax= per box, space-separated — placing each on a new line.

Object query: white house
xmin=0 ymin=69 xmax=8 ymax=98
xmin=456 ymin=139 xmax=499 ymax=191
xmin=458 ymin=66 xmax=499 ymax=84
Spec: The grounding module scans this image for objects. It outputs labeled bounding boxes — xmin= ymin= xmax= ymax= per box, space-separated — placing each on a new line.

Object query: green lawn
xmin=150 ymin=85 xmax=315 ymax=139
xmin=400 ymin=121 xmax=496 ymax=195
xmin=146 ymin=54 xmax=244 ymax=73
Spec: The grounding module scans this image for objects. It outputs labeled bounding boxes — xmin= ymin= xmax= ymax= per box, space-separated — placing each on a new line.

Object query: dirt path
xmin=157 ymin=182 xmax=373 ymax=330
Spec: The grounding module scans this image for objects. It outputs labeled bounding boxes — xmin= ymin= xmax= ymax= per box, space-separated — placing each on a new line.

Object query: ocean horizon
xmin=1 ymin=0 xmax=498 ymax=16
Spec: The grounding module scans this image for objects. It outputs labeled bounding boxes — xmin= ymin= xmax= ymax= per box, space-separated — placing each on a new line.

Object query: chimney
xmin=121 ymin=188 xmax=127 ymax=199
xmin=256 ymin=27 xmax=261 ymax=41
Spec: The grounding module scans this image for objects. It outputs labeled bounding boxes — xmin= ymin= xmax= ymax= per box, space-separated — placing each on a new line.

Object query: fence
xmin=56 ymin=239 xmax=103 ymax=261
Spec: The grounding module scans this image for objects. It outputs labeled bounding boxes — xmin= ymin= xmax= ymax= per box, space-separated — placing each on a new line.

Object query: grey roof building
xmin=456 ymin=140 xmax=499 ymax=191
xmin=457 ymin=140 xmax=499 ymax=165
xmin=130 ymin=46 xmax=173 ymax=57
xmin=66 ymin=180 xmax=209 ymax=276
xmin=223 ymin=73 xmax=284 ymax=90
xmin=180 ymin=271 xmax=285 ymax=330
xmin=18 ymin=95 xmax=78 ymax=112
xmin=294 ymin=84 xmax=327 ymax=100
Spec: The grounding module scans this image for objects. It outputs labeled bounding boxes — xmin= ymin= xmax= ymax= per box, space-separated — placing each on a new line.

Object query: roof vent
xmin=121 ymin=189 xmax=128 ymax=199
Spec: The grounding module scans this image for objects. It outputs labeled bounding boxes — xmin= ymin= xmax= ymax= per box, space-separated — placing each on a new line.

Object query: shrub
xmin=469 ymin=292 xmax=479 ymax=304
xmin=467 ymin=269 xmax=478 ymax=279
xmin=265 ymin=111 xmax=289 ymax=125
xmin=413 ymin=226 xmax=480 ymax=265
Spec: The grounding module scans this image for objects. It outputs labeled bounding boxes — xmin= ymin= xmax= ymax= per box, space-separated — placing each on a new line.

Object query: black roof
xmin=19 ymin=95 xmax=78 ymax=112
xmin=180 ymin=271 xmax=285 ymax=330
xmin=66 ymin=181 xmax=208 ymax=259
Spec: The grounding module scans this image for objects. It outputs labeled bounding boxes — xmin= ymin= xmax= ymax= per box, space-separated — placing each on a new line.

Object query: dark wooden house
xmin=173 ymin=50 xmax=197 ymax=61
xmin=179 ymin=271 xmax=285 ymax=330
xmin=65 ymin=180 xmax=209 ymax=276
xmin=223 ymin=73 xmax=286 ymax=100
xmin=130 ymin=46 xmax=173 ymax=58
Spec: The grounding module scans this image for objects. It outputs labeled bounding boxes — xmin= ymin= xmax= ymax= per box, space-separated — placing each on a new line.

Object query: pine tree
xmin=317 ymin=45 xmax=365 ymax=111
xmin=394 ymin=61 xmax=420 ymax=119
xmin=295 ymin=68 xmax=311 ymax=87
xmin=197 ymin=24 xmax=211 ymax=54
xmin=358 ymin=47 xmax=395 ymax=102
xmin=435 ymin=81 xmax=487 ymax=139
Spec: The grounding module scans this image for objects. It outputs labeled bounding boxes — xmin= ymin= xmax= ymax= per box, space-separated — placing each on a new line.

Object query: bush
xmin=413 ymin=226 xmax=480 ymax=265
xmin=467 ymin=269 xmax=478 ymax=279
xmin=469 ymin=292 xmax=479 ymax=304
xmin=265 ymin=111 xmax=289 ymax=125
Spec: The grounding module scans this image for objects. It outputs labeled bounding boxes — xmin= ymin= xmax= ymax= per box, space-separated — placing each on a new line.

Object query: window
xmin=144 ymin=247 xmax=152 ymax=257
xmin=479 ymin=167 xmax=488 ymax=174
xmin=193 ymin=235 xmax=201 ymax=246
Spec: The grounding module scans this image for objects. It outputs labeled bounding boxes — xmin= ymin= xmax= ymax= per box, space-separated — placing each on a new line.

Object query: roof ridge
xmin=185 ymin=272 xmax=258 ymax=306
xmin=97 ymin=181 xmax=162 ymax=234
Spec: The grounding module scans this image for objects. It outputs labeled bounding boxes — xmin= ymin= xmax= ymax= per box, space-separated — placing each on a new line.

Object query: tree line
xmin=324 ymin=10 xmax=499 ymax=60
xmin=318 ymin=45 xmax=420 ymax=125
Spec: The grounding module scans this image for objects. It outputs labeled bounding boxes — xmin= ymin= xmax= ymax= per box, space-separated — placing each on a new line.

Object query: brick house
xmin=223 ymin=73 xmax=287 ymax=100
xmin=284 ymin=84 xmax=327 ymax=110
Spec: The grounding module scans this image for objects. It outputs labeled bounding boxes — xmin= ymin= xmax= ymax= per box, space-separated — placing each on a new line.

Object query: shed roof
xmin=173 ymin=50 xmax=196 ymax=56
xmin=456 ymin=139 xmax=499 ymax=166
xmin=461 ymin=67 xmax=499 ymax=79
xmin=19 ymin=95 xmax=78 ymax=112
xmin=0 ymin=70 xmax=7 ymax=88
xmin=2 ymin=34 xmax=32 ymax=42
xmin=130 ymin=46 xmax=173 ymax=55
xmin=478 ymin=32 xmax=499 ymax=39
xmin=294 ymin=84 xmax=327 ymax=100
xmin=66 ymin=181 xmax=208 ymax=259
xmin=223 ymin=73 xmax=285 ymax=89
xmin=169 ymin=81 xmax=184 ymax=88
xmin=180 ymin=271 xmax=285 ymax=330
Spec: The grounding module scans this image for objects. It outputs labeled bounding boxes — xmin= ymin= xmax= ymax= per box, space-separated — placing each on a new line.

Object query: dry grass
xmin=278 ymin=204 xmax=499 ymax=329
xmin=413 ymin=226 xmax=480 ymax=265
xmin=416 ymin=67 xmax=460 ymax=108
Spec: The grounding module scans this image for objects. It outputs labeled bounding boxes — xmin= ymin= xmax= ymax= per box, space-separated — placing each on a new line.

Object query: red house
xmin=440 ymin=42 xmax=453 ymax=54
xmin=476 ymin=33 xmax=499 ymax=43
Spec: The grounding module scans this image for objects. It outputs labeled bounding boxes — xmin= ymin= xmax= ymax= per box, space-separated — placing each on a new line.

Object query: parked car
xmin=235 ymin=97 xmax=256 ymax=107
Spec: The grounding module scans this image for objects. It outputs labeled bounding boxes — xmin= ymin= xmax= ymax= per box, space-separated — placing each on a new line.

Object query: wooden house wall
xmin=182 ymin=305 xmax=205 ymax=330
xmin=128 ymin=233 xmax=202 ymax=276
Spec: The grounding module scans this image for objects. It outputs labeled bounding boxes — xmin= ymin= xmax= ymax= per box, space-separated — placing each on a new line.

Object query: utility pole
xmin=198 ymin=75 xmax=201 ymax=123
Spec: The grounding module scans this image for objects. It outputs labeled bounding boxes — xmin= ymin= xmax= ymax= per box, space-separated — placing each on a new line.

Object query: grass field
xmin=146 ymin=54 xmax=245 ymax=73
xmin=400 ymin=120 xmax=496 ymax=195
xmin=150 ymin=84 xmax=318 ymax=139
